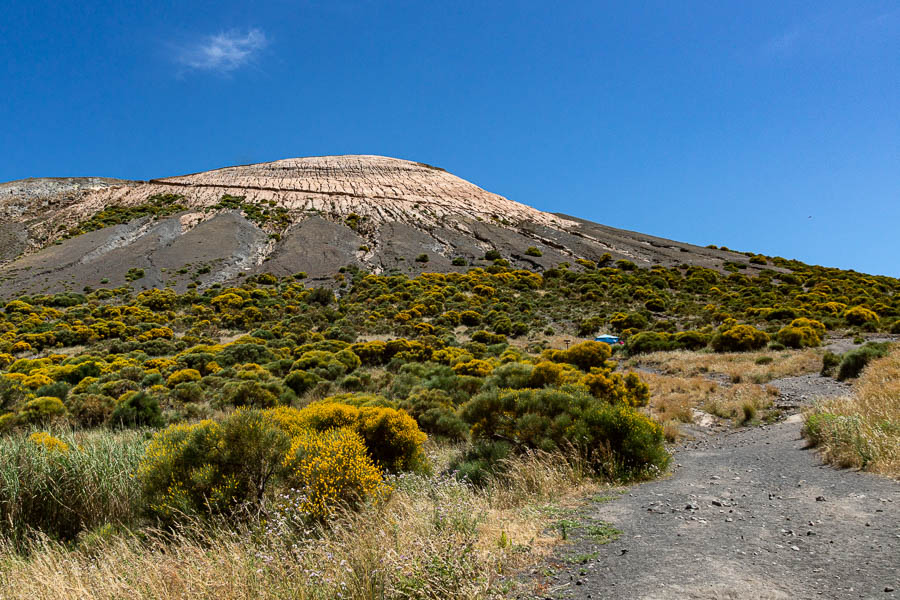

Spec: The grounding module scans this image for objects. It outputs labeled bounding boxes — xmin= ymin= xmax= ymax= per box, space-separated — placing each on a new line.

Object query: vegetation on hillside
xmin=0 ymin=252 xmax=897 ymax=597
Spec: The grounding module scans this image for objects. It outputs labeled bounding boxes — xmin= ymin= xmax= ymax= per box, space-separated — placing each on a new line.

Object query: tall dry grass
xmin=703 ymin=383 xmax=779 ymax=425
xmin=804 ymin=349 xmax=900 ymax=477
xmin=638 ymin=371 xmax=778 ymax=439
xmin=0 ymin=448 xmax=598 ymax=600
xmin=639 ymin=372 xmax=719 ymax=424
xmin=632 ymin=348 xmax=822 ymax=384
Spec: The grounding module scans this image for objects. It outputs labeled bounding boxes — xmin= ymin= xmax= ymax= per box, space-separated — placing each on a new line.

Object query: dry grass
xmin=639 ymin=371 xmax=719 ymax=424
xmin=631 ymin=348 xmax=822 ymax=384
xmin=638 ymin=370 xmax=778 ymax=433
xmin=804 ymin=349 xmax=900 ymax=478
xmin=703 ymin=383 xmax=779 ymax=425
xmin=0 ymin=448 xmax=598 ymax=600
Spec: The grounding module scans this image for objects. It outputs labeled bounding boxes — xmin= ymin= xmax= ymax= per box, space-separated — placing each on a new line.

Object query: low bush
xmin=776 ymin=318 xmax=826 ymax=349
xmin=19 ymin=396 xmax=67 ymax=425
xmin=399 ymin=388 xmax=468 ymax=441
xmin=460 ymin=387 xmax=668 ymax=480
xmin=283 ymin=369 xmax=320 ymax=396
xmin=110 ymin=392 xmax=163 ymax=428
xmin=625 ymin=331 xmax=672 ymax=355
xmin=836 ymin=342 xmax=892 ymax=381
xmin=265 ymin=403 xmax=428 ymax=473
xmin=137 ymin=408 xmax=292 ymax=520
xmin=543 ymin=341 xmax=612 ymax=371
xmin=821 ymin=351 xmax=841 ymax=377
xmin=711 ymin=324 xmax=769 ymax=352
xmin=844 ymin=306 xmax=879 ymax=326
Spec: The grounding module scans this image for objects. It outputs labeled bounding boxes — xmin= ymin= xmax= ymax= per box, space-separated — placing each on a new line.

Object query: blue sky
xmin=2 ymin=1 xmax=898 ymax=276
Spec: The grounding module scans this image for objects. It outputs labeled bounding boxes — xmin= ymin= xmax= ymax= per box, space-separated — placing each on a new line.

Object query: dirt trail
xmin=535 ymin=375 xmax=899 ymax=599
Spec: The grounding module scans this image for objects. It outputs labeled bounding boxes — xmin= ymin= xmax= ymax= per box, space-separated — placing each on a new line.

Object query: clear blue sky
xmin=2 ymin=1 xmax=898 ymax=276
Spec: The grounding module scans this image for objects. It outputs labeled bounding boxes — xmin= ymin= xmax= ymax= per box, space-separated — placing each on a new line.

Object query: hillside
xmin=0 ymin=155 xmax=769 ymax=296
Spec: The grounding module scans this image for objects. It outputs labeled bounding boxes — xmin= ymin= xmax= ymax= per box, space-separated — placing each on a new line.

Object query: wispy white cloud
xmin=174 ymin=29 xmax=268 ymax=74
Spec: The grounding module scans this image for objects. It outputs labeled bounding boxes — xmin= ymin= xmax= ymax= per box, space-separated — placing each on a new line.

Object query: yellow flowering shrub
xmin=166 ymin=368 xmax=202 ymax=387
xmin=22 ymin=373 xmax=53 ymax=390
xmin=145 ymin=357 xmax=177 ymax=371
xmin=282 ymin=427 xmax=387 ymax=520
xmin=265 ymin=402 xmax=427 ymax=473
xmin=529 ymin=360 xmax=581 ymax=388
xmin=27 ymin=431 xmax=70 ymax=454
xmin=236 ymin=363 xmax=270 ymax=380
xmin=844 ymin=306 xmax=879 ymax=326
xmin=10 ymin=342 xmax=30 ymax=354
xmin=452 ymin=359 xmax=493 ymax=377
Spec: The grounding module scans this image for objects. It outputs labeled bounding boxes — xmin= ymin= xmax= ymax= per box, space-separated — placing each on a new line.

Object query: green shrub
xmin=110 ymin=392 xmax=163 ymax=428
xmin=644 ymin=297 xmax=666 ymax=313
xmin=802 ymin=412 xmax=837 ymax=446
xmin=609 ymin=312 xmax=648 ymax=332
xmin=821 ymin=351 xmax=841 ymax=377
xmin=836 ymin=342 xmax=892 ymax=381
xmin=451 ymin=257 xmax=467 ymax=266
xmin=459 ymin=310 xmax=481 ymax=326
xmin=137 ymin=408 xmax=291 ymax=520
xmin=172 ymin=382 xmax=204 ymax=403
xmin=524 ymin=247 xmax=543 ymax=257
xmin=67 ymin=393 xmax=115 ymax=427
xmin=35 ymin=381 xmax=70 ymax=401
xmin=449 ymin=440 xmax=514 ymax=486
xmin=400 ymin=388 xmax=468 ymax=441
xmin=626 ymin=331 xmax=672 ymax=355
xmin=486 ymin=362 xmax=534 ymax=389
xmin=284 ymin=369 xmax=320 ymax=396
xmin=673 ymin=330 xmax=708 ymax=350
xmin=415 ymin=253 xmax=429 ymax=263
xmin=306 ymin=287 xmax=334 ymax=306
xmin=217 ymin=343 xmax=275 ymax=367
xmin=460 ymin=387 xmax=668 ymax=480
xmin=218 ymin=380 xmax=281 ymax=408
xmin=483 ymin=249 xmax=502 ymax=261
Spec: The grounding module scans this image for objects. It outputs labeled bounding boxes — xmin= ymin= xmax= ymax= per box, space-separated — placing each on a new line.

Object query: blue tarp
xmin=594 ymin=334 xmax=620 ymax=344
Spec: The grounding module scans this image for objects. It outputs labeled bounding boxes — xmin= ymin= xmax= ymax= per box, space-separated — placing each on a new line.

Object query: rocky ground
xmin=0 ymin=156 xmax=775 ymax=296
xmin=531 ymin=374 xmax=899 ymax=600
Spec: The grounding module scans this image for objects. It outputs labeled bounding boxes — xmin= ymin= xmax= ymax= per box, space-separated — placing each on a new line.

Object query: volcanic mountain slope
xmin=0 ymin=156 xmax=768 ymax=295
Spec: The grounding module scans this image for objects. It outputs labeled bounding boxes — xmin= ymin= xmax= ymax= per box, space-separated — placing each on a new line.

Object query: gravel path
xmin=534 ymin=375 xmax=899 ymax=600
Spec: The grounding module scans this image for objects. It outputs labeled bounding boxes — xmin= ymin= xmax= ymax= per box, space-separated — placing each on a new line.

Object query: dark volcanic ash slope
xmin=0 ymin=156 xmax=767 ymax=296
